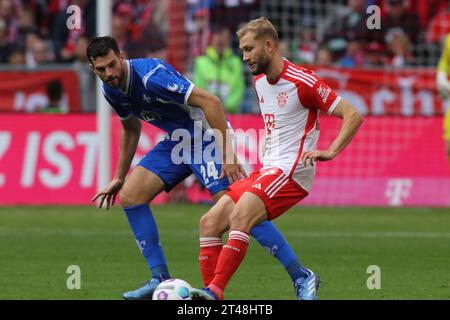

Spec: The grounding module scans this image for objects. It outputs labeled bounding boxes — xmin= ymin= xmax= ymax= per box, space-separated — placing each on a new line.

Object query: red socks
xmin=199 ymin=237 xmax=222 ymax=287
xmin=208 ymin=230 xmax=250 ymax=300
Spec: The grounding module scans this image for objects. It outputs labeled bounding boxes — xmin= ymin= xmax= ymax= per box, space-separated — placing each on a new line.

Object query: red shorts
xmin=226 ymin=167 xmax=308 ymax=220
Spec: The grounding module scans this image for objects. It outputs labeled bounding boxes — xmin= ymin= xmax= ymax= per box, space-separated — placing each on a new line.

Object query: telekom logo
xmin=385 ymin=179 xmax=413 ymax=206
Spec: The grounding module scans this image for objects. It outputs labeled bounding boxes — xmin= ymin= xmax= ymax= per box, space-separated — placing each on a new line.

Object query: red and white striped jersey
xmin=254 ymin=59 xmax=341 ymax=192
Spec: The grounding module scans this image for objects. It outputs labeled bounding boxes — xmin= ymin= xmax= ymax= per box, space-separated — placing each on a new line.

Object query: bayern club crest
xmin=277 ymin=91 xmax=288 ymax=108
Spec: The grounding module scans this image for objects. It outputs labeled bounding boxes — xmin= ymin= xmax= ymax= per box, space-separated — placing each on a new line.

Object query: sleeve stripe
xmin=285 ymin=72 xmax=314 ymax=87
xmin=327 ymin=96 xmax=342 ymax=115
xmin=287 ymin=65 xmax=317 ymax=83
xmin=142 ymin=64 xmax=165 ymax=88
xmin=184 ymin=82 xmax=195 ymax=105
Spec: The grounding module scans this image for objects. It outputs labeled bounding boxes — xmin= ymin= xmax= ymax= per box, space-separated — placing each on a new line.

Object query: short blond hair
xmin=236 ymin=17 xmax=278 ymax=42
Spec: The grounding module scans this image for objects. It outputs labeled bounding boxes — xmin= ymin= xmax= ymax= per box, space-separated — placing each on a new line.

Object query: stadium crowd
xmin=1 ymin=0 xmax=450 ymax=112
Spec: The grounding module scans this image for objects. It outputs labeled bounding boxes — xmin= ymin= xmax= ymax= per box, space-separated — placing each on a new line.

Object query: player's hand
xmin=301 ymin=149 xmax=336 ymax=166
xmin=91 ymin=178 xmax=124 ymax=210
xmin=220 ymin=154 xmax=247 ymax=184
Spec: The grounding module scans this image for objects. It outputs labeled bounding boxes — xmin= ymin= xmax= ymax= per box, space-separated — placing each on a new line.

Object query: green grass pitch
xmin=0 ymin=204 xmax=449 ymax=299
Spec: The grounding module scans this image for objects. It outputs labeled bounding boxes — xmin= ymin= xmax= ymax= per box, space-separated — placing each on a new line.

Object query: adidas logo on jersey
xmin=252 ymin=183 xmax=262 ymax=190
xmin=260 ymin=96 xmax=264 ymax=103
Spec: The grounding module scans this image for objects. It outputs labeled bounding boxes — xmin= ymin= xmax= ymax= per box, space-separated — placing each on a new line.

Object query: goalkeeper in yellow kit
xmin=436 ymin=34 xmax=450 ymax=165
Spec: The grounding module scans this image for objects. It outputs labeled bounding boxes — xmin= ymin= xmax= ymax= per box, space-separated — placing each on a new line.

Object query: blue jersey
xmin=102 ymin=58 xmax=230 ymax=195
xmin=102 ymin=58 xmax=210 ymax=136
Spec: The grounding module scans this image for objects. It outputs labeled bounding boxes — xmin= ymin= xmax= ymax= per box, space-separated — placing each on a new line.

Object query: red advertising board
xmin=0 ymin=70 xmax=81 ymax=113
xmin=314 ymin=67 xmax=445 ymax=116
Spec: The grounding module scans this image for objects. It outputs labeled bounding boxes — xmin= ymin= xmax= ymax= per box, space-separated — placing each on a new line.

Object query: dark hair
xmin=46 ymin=80 xmax=63 ymax=101
xmin=86 ymin=36 xmax=120 ymax=63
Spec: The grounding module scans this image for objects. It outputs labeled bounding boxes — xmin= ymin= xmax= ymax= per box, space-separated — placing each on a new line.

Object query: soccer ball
xmin=152 ymin=278 xmax=192 ymax=300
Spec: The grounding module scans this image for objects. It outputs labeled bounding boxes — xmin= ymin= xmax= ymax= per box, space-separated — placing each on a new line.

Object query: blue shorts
xmin=137 ymin=136 xmax=230 ymax=195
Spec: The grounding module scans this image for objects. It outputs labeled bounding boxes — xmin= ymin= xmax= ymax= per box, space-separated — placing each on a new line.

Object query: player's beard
xmin=251 ymin=54 xmax=271 ymax=75
xmin=105 ymin=65 xmax=126 ymax=88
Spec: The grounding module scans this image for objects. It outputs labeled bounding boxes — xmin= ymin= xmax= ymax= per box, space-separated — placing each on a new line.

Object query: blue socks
xmin=123 ymin=204 xmax=170 ymax=281
xmin=250 ymin=220 xmax=309 ymax=281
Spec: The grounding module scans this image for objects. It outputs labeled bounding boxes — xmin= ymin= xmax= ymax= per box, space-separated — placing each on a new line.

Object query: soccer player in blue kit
xmin=88 ymin=36 xmax=313 ymax=300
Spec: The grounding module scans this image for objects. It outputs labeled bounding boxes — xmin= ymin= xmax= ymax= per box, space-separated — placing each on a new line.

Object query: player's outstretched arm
xmin=187 ymin=86 xmax=246 ymax=183
xmin=92 ymin=116 xmax=141 ymax=209
xmin=301 ymin=99 xmax=363 ymax=166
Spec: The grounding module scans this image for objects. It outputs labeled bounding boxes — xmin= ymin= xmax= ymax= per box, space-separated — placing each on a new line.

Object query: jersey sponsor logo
xmin=317 ymin=84 xmax=331 ymax=103
xmin=277 ymin=91 xmax=288 ymax=108
xmin=140 ymin=110 xmax=162 ymax=122
xmin=264 ymin=113 xmax=275 ymax=135
xmin=167 ymin=83 xmax=179 ymax=92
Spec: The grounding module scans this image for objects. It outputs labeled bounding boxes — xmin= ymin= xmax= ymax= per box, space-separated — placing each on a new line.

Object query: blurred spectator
xmin=381 ymin=0 xmax=420 ymax=48
xmin=126 ymin=1 xmax=167 ymax=60
xmin=210 ymin=0 xmax=257 ymax=33
xmin=62 ymin=33 xmax=90 ymax=64
xmin=315 ymin=47 xmax=334 ymax=66
xmin=7 ymin=45 xmax=25 ymax=65
xmin=41 ymin=80 xmax=66 ymax=114
xmin=365 ymin=41 xmax=387 ymax=67
xmin=258 ymin=0 xmax=321 ymax=41
xmin=322 ymin=0 xmax=369 ymax=61
xmin=15 ymin=8 xmax=37 ymax=45
xmin=72 ymin=34 xmax=95 ymax=112
xmin=278 ymin=39 xmax=292 ymax=61
xmin=292 ymin=23 xmax=319 ymax=65
xmin=27 ymin=37 xmax=53 ymax=68
xmin=111 ymin=3 xmax=133 ymax=56
xmin=189 ymin=8 xmax=212 ymax=62
xmin=193 ymin=26 xmax=245 ymax=114
xmin=24 ymin=30 xmax=39 ymax=65
xmin=73 ymin=35 xmax=89 ymax=64
xmin=339 ymin=35 xmax=367 ymax=68
xmin=426 ymin=1 xmax=450 ymax=44
xmin=0 ymin=18 xmax=10 ymax=63
xmin=209 ymin=0 xmax=257 ymax=50
xmin=388 ymin=31 xmax=414 ymax=67
xmin=0 ymin=0 xmax=22 ymax=43
xmin=380 ymin=0 xmax=447 ymax=30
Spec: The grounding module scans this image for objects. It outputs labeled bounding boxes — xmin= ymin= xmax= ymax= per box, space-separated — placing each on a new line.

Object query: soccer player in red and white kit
xmin=190 ymin=17 xmax=363 ymax=300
